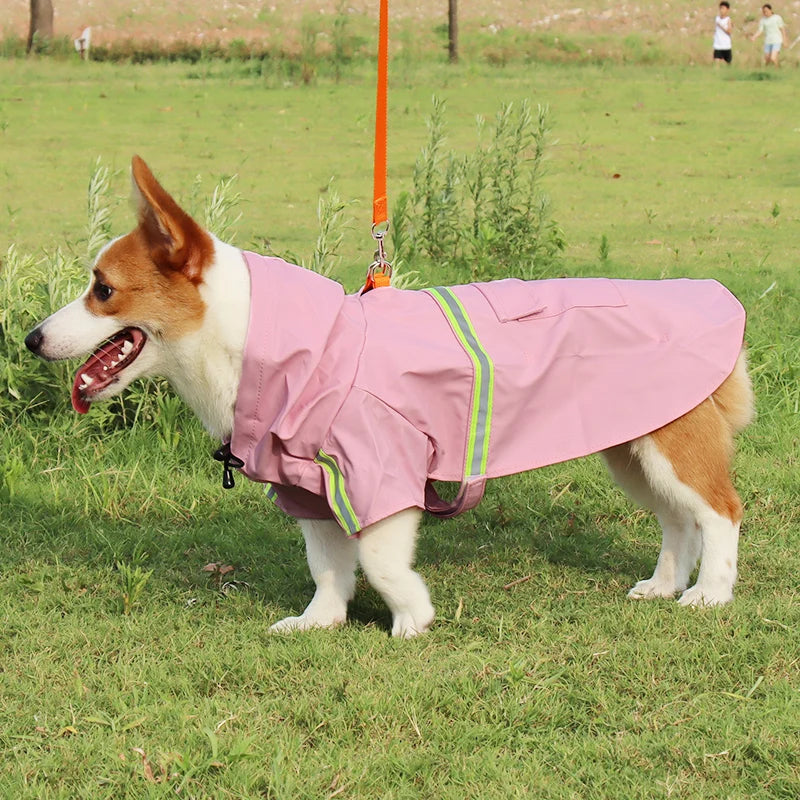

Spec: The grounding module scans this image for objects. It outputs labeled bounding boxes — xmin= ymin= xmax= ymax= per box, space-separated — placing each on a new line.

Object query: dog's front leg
xmin=270 ymin=518 xmax=357 ymax=633
xmin=357 ymin=508 xmax=435 ymax=638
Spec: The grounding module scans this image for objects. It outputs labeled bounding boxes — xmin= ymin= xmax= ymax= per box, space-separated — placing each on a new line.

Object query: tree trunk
xmin=28 ymin=0 xmax=54 ymax=53
xmin=448 ymin=0 xmax=458 ymax=63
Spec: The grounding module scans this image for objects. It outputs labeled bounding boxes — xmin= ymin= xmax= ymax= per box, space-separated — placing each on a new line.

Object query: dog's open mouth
xmin=71 ymin=327 xmax=147 ymax=414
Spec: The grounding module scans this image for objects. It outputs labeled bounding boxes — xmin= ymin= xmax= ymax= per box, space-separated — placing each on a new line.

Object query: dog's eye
xmin=93 ymin=281 xmax=113 ymax=302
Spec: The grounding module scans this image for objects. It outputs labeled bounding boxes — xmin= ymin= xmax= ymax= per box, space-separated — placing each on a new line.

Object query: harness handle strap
xmin=424 ymin=477 xmax=487 ymax=519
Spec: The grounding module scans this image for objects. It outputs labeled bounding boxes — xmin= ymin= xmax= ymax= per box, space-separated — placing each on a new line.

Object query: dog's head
xmin=26 ymin=156 xmax=214 ymax=413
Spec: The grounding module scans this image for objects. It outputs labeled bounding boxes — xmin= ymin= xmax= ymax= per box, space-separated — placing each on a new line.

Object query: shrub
xmin=0 ymin=244 xmax=83 ymax=422
xmin=392 ymin=97 xmax=565 ymax=282
xmin=0 ymin=161 xmax=246 ymax=434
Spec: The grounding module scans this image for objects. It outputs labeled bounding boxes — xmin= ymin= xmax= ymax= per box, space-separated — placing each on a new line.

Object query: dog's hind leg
xmin=629 ymin=508 xmax=701 ymax=599
xmin=611 ymin=391 xmax=748 ymax=608
xmin=357 ymin=508 xmax=435 ymax=638
xmin=629 ymin=426 xmax=742 ymax=607
xmin=270 ymin=518 xmax=358 ymax=633
xmin=604 ymin=355 xmax=752 ymax=606
xmin=603 ymin=444 xmax=700 ymax=599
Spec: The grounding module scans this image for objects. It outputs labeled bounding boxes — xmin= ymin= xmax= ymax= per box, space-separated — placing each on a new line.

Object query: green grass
xmin=2 ymin=58 xmax=800 ymax=286
xmin=1 ymin=59 xmax=799 ymax=798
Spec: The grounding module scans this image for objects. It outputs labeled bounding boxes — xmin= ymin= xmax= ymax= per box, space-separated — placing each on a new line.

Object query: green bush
xmin=0 ymin=161 xmax=245 ymax=435
xmin=392 ymin=97 xmax=566 ymax=282
xmin=0 ymin=34 xmax=27 ymax=59
xmin=0 ymin=245 xmax=83 ymax=421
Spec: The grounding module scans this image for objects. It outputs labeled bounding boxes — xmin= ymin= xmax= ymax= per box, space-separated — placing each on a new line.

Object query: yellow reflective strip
xmin=315 ymin=450 xmax=360 ymax=535
xmin=427 ymin=287 xmax=494 ymax=477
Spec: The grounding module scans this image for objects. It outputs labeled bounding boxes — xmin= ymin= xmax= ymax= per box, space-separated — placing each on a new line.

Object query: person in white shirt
xmin=713 ymin=2 xmax=734 ymax=64
xmin=750 ymin=4 xmax=788 ymax=66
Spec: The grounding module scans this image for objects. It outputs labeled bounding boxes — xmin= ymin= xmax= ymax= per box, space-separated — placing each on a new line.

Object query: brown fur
xmin=630 ymin=353 xmax=753 ymax=522
xmin=131 ymin=155 xmax=214 ymax=283
xmin=83 ymin=156 xmax=214 ymax=340
xmin=87 ymin=228 xmax=208 ymax=340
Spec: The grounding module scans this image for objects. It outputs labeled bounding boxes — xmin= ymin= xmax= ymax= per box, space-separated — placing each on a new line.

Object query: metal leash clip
xmin=363 ymin=222 xmax=392 ymax=293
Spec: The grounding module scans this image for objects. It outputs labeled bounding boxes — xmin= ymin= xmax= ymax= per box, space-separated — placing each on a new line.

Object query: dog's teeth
xmin=103 ymin=366 xmax=108 ymax=371
xmin=121 ymin=341 xmax=133 ymax=355
xmin=81 ymin=373 xmax=94 ymax=386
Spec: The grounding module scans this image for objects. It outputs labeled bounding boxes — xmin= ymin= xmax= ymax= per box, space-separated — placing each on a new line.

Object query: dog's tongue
xmin=71 ymin=377 xmax=91 ymax=414
xmin=69 ymin=328 xmax=146 ymax=414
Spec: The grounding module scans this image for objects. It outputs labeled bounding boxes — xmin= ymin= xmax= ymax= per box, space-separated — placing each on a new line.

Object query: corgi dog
xmin=26 ymin=157 xmax=754 ymax=638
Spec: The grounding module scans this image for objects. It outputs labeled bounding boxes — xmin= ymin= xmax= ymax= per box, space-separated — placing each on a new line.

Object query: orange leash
xmin=373 ymin=0 xmax=389 ymax=230
xmin=364 ymin=0 xmax=392 ymax=293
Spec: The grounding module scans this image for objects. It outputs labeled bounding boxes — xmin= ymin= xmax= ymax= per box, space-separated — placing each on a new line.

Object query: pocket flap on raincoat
xmin=475 ymin=278 xmax=626 ymax=322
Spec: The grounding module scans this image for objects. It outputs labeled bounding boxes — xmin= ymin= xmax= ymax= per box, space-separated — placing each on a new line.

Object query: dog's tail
xmin=712 ymin=350 xmax=755 ymax=436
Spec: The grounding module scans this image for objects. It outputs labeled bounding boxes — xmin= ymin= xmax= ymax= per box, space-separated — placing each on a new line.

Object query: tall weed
xmin=85 ymin=158 xmax=116 ymax=260
xmin=302 ymin=181 xmax=353 ymax=278
xmin=408 ymin=96 xmax=462 ymax=264
xmin=392 ymin=97 xmax=565 ymax=282
xmin=0 ymin=160 xmax=247 ymax=438
xmin=203 ymin=174 xmax=242 ymax=245
xmin=0 ymin=245 xmax=84 ymax=421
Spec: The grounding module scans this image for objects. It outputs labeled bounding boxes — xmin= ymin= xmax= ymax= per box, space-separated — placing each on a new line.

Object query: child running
xmin=751 ymin=4 xmax=788 ymax=66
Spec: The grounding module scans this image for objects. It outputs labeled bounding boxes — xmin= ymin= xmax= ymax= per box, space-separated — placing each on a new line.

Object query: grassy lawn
xmin=0 ymin=57 xmax=798 ymax=798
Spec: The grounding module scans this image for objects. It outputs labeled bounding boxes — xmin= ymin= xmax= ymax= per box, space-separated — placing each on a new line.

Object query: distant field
xmin=3 ymin=0 xmax=723 ymax=42
xmin=5 ymin=0 xmax=800 ymax=65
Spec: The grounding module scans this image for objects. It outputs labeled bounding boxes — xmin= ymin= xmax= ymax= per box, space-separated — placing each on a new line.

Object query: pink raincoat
xmin=229 ymin=251 xmax=745 ymax=535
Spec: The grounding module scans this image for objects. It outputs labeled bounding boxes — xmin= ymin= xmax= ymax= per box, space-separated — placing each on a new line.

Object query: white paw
xmin=391 ymin=605 xmax=435 ymax=639
xmin=627 ymin=578 xmax=679 ymax=600
xmin=677 ymin=584 xmax=733 ymax=607
xmin=269 ymin=613 xmax=345 ymax=634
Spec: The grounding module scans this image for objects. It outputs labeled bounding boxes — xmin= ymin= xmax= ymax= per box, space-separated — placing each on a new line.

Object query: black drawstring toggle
xmin=213 ymin=443 xmax=245 ymax=489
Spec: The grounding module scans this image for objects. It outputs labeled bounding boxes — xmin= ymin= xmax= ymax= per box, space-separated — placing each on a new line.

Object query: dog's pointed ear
xmin=130 ymin=155 xmax=213 ymax=283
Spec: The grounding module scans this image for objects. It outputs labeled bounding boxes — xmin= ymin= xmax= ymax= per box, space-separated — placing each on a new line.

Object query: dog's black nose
xmin=25 ymin=328 xmax=44 ymax=354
